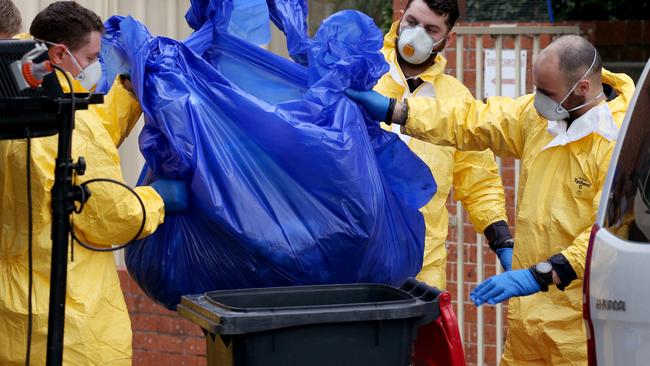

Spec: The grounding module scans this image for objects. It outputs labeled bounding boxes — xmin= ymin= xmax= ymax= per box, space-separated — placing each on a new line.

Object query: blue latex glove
xmin=344 ymin=89 xmax=391 ymax=122
xmin=470 ymin=269 xmax=540 ymax=306
xmin=496 ymin=247 xmax=513 ymax=271
xmin=150 ymin=179 xmax=189 ymax=213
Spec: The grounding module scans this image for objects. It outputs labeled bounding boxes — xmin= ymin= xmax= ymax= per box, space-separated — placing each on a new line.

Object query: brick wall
xmin=118 ymin=270 xmax=207 ymax=366
xmin=576 ymin=20 xmax=650 ymax=62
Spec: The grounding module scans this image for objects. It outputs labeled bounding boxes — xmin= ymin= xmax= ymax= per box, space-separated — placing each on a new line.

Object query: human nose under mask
xmin=397 ymin=25 xmax=446 ymax=65
xmin=67 ymin=49 xmax=102 ymax=91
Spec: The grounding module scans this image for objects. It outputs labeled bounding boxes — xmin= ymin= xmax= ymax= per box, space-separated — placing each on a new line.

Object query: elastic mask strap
xmin=429 ymin=34 xmax=447 ymax=54
xmin=556 ymin=48 xmax=598 ymax=112
xmin=36 ymin=38 xmax=84 ymax=74
xmin=566 ymin=91 xmax=604 ymax=112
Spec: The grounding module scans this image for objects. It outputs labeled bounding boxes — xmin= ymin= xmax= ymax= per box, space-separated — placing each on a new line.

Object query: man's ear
xmin=47 ymin=44 xmax=66 ymax=65
xmin=576 ymin=79 xmax=591 ymax=96
xmin=447 ymin=31 xmax=456 ymax=44
xmin=399 ymin=9 xmax=404 ymax=18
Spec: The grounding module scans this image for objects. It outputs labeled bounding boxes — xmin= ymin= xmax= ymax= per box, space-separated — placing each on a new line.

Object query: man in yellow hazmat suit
xmin=0 ymin=2 xmax=188 ymax=365
xmin=376 ymin=0 xmax=513 ymax=289
xmin=347 ymin=35 xmax=635 ymax=365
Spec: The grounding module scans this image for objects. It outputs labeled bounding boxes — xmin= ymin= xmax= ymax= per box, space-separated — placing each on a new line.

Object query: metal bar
xmin=166 ymin=0 xmax=179 ymax=38
xmin=515 ymin=35 xmax=522 ymax=97
xmin=456 ymin=201 xmax=465 ymax=343
xmin=456 ymin=35 xmax=464 ymax=83
xmin=455 ymin=25 xmax=580 ymax=36
xmin=134 ymin=0 xmax=147 ymax=25
xmin=533 ymin=35 xmax=541 ymax=62
xmin=476 ymin=35 xmax=483 ymax=99
xmin=495 ymin=158 xmax=504 ymax=362
xmin=495 ymin=36 xmax=503 ymax=96
xmin=476 ymin=234 xmax=484 ymax=366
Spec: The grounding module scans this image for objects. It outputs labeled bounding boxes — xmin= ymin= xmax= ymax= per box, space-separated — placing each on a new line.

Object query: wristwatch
xmin=530 ymin=261 xmax=554 ymax=292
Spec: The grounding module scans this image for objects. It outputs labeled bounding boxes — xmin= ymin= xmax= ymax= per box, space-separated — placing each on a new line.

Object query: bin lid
xmin=177 ymin=281 xmax=440 ymax=335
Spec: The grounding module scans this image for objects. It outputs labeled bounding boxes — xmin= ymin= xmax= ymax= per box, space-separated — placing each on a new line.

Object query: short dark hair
xmin=406 ymin=0 xmax=460 ymax=30
xmin=554 ymin=35 xmax=603 ymax=82
xmin=30 ymin=1 xmax=104 ymax=51
xmin=0 ymin=0 xmax=22 ymax=37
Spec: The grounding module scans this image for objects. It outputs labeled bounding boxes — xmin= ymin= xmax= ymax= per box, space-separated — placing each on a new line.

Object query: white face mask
xmin=533 ymin=48 xmax=602 ymax=121
xmin=67 ymin=49 xmax=102 ymax=91
xmin=38 ymin=39 xmax=103 ymax=90
xmin=397 ymin=25 xmax=446 ymax=65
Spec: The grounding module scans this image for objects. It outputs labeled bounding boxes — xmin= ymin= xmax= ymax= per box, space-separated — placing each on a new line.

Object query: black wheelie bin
xmin=178 ymin=278 xmax=443 ymax=366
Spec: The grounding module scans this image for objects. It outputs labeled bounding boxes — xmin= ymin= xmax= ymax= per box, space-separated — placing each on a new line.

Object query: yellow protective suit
xmin=404 ymin=69 xmax=635 ymax=365
xmin=375 ymin=22 xmax=507 ymax=289
xmin=0 ymin=74 xmax=165 ymax=365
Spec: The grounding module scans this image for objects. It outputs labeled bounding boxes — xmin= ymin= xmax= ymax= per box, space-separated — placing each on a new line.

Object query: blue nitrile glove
xmin=150 ymin=179 xmax=188 ymax=213
xmin=470 ymin=269 xmax=541 ymax=306
xmin=496 ymin=247 xmax=513 ymax=271
xmin=344 ymin=89 xmax=391 ymax=122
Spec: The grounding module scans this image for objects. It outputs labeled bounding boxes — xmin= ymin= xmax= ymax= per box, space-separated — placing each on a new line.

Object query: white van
xmin=584 ymin=59 xmax=650 ymax=366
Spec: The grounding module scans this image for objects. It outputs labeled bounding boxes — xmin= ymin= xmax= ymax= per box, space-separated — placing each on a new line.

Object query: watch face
xmin=536 ymin=261 xmax=553 ymax=274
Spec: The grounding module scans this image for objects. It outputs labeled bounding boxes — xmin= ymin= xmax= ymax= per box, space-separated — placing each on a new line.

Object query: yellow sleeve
xmin=404 ymin=94 xmax=534 ymax=159
xmin=561 ymin=142 xmax=615 ymax=278
xmin=74 ymin=182 xmax=165 ymax=246
xmin=452 ymin=149 xmax=507 ymax=232
xmin=71 ymin=102 xmax=163 ymax=247
xmin=90 ymin=76 xmax=142 ymax=148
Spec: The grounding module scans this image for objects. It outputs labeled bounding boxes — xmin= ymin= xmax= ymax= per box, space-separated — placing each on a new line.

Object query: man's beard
xmin=564 ymin=92 xmax=588 ymax=124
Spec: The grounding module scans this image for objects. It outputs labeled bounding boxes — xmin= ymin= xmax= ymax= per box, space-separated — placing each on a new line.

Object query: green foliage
xmin=345 ymin=0 xmax=395 ymax=33
xmin=309 ymin=0 xmax=394 ymax=35
xmin=463 ymin=0 xmax=650 ymax=21
xmin=465 ymin=0 xmax=548 ymax=22
xmin=552 ymin=0 xmax=650 ymax=21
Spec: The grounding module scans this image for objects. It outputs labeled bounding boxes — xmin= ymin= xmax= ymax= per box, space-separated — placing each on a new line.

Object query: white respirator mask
xmin=397 ymin=25 xmax=446 ymax=65
xmin=67 ymin=49 xmax=102 ymax=91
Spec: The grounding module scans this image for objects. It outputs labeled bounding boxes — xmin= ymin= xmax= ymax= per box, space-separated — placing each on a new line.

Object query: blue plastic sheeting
xmin=98 ymin=0 xmax=277 ymax=92
xmin=186 ymin=0 xmax=309 ymax=63
xmin=103 ymin=7 xmax=435 ymax=309
xmin=265 ymin=0 xmax=310 ymax=64
xmin=186 ymin=0 xmax=271 ymax=45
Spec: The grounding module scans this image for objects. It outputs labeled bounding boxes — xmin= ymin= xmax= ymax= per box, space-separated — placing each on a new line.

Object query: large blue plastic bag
xmin=264 ymin=0 xmax=309 ymax=64
xmin=185 ymin=0 xmax=309 ymax=64
xmin=98 ymin=0 xmax=276 ymax=92
xmin=111 ymin=11 xmax=436 ymax=309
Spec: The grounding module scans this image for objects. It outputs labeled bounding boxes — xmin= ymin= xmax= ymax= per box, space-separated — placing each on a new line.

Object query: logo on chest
xmin=574 ymin=176 xmax=592 ymax=195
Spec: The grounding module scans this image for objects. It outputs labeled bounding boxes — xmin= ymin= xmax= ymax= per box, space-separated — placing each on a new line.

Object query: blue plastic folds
xmin=105 ymin=5 xmax=436 ymax=309
xmin=185 ymin=0 xmax=309 ymax=63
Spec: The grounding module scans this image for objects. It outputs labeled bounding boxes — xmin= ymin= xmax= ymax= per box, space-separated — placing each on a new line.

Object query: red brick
xmin=161 ymin=354 xmax=207 ymax=366
xmin=157 ymin=333 xmax=186 ymax=354
xmin=626 ymin=21 xmax=644 ymax=45
xmin=598 ymin=46 xmax=620 ymax=62
xmin=124 ymin=293 xmax=139 ymax=312
xmin=133 ymin=332 xmax=160 ymax=351
xmin=118 ymin=270 xmax=133 ymax=292
xmin=133 ymin=351 xmax=166 ymax=366
xmin=595 ymin=20 xmax=624 ymax=46
xmin=463 ymin=227 xmax=479 ymax=243
xmin=622 ymin=46 xmax=646 ymax=62
xmin=484 ymin=345 xmax=499 ymax=366
xmin=131 ymin=314 xmax=159 ymax=332
xmin=183 ymin=337 xmax=207 ymax=356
